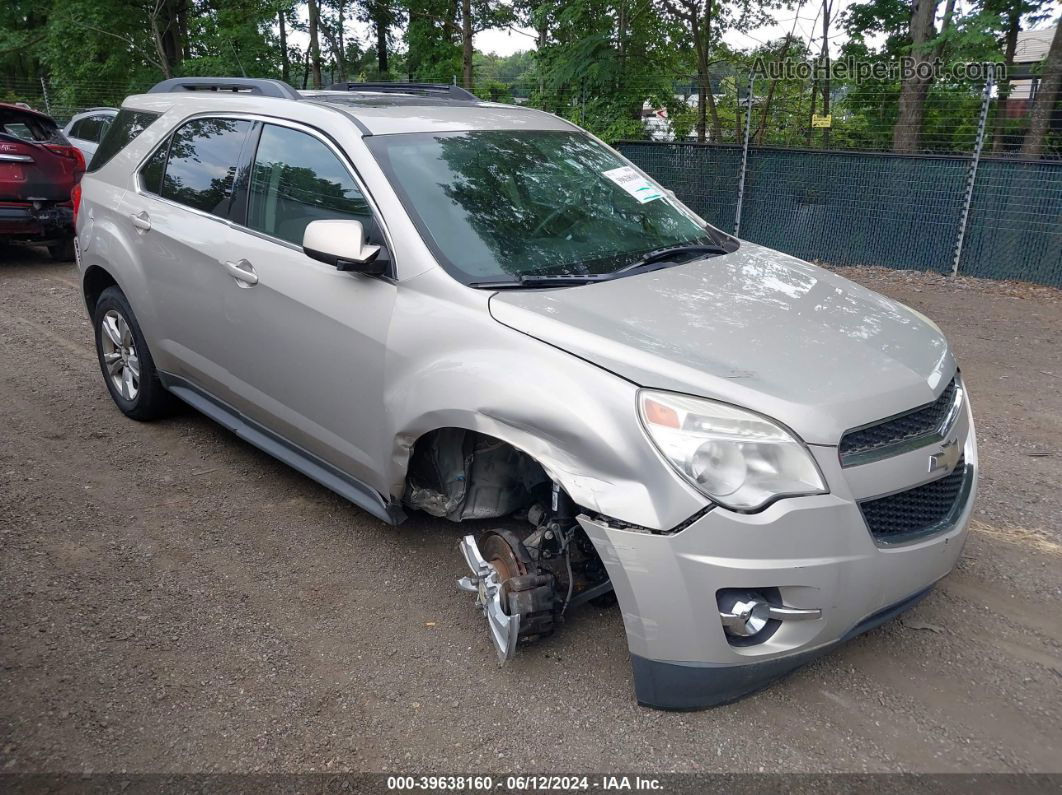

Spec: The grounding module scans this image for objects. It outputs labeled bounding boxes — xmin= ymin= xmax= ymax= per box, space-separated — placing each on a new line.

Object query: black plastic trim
xmin=631 ymin=585 xmax=934 ymax=710
xmin=326 ymin=81 xmax=477 ymax=101
xmin=159 ymin=373 xmax=405 ymax=525
xmin=148 ymin=78 xmax=302 ymax=100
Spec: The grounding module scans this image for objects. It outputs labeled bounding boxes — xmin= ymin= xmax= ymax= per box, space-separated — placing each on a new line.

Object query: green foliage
xmin=1 ymin=0 xmax=1054 ymax=154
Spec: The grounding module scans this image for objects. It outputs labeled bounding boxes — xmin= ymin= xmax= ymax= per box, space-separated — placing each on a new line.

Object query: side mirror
xmin=302 ymin=219 xmax=386 ymax=275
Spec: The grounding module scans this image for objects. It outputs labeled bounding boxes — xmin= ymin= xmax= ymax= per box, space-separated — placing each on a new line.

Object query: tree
xmin=533 ymin=0 xmax=684 ymax=141
xmin=307 ymin=0 xmax=323 ymax=87
xmin=1022 ymin=18 xmax=1062 ymax=155
xmin=405 ymin=0 xmax=462 ymax=81
xmin=359 ymin=0 xmax=400 ymax=75
xmin=658 ymin=0 xmax=772 ymax=142
xmin=892 ymin=0 xmax=957 ymax=152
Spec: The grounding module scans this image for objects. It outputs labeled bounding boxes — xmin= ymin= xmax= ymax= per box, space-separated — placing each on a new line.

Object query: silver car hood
xmin=488 ymin=243 xmax=955 ymax=446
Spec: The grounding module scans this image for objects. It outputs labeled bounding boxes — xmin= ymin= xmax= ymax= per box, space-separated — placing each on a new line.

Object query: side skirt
xmin=159 ymin=372 xmax=406 ymax=525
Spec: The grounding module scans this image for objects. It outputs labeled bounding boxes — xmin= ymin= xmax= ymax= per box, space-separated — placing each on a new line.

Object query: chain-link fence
xmin=5 ymin=70 xmax=1060 ymax=286
xmin=619 ymin=69 xmax=1062 ymax=287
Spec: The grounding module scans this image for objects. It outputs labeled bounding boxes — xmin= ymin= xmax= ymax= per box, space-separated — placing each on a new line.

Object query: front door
xmin=214 ymin=121 xmax=397 ymax=488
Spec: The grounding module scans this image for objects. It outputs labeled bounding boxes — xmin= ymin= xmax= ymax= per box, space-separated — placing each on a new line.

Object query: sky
xmin=475 ymin=0 xmax=1059 ymax=57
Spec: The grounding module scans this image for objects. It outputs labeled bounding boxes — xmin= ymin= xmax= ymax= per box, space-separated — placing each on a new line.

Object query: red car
xmin=0 ymin=103 xmax=85 ymax=260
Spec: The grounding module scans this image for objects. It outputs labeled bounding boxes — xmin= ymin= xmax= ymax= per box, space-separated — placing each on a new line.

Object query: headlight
xmin=638 ymin=390 xmax=827 ymax=511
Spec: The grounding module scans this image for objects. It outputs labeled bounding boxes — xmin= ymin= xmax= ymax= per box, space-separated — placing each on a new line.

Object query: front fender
xmin=381 ymin=271 xmax=707 ymax=531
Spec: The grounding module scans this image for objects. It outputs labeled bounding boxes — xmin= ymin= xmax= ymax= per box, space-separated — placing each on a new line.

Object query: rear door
xmin=121 ymin=115 xmax=254 ymax=400
xmin=212 ymin=120 xmax=397 ymax=485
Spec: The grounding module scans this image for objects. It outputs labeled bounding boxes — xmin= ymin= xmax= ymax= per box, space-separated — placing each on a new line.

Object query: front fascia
xmin=580 ymin=400 xmax=977 ymax=707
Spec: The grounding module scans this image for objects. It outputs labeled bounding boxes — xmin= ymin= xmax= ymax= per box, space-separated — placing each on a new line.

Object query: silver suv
xmin=77 ymin=78 xmax=977 ymax=710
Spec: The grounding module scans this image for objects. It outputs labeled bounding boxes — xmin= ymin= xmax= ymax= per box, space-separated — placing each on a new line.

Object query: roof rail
xmin=325 ymin=81 xmax=478 ymax=101
xmin=147 ymin=78 xmax=302 ymax=100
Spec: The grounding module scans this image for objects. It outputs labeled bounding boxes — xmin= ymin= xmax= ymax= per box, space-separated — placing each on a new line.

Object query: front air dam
xmin=628 ymin=586 xmax=934 ymax=709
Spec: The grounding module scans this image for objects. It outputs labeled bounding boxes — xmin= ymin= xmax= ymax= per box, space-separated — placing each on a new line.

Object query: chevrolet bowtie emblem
xmin=929 ymin=439 xmax=961 ymax=474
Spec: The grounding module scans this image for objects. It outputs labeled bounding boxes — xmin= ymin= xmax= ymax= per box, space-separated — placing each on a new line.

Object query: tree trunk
xmin=1022 ymin=21 xmax=1062 ymax=157
xmin=690 ymin=1 xmax=721 ymax=143
xmin=319 ymin=5 xmax=347 ymax=83
xmin=337 ymin=0 xmax=347 ymax=83
xmin=148 ymin=0 xmax=184 ymax=79
xmin=805 ymin=78 xmax=817 ymax=146
xmin=892 ymin=0 xmax=940 ymax=153
xmin=703 ymin=0 xmax=721 ymax=142
xmin=177 ymin=0 xmax=190 ymax=60
xmin=992 ymin=8 xmax=1021 ymax=153
xmin=307 ymin=0 xmax=323 ymax=89
xmin=376 ymin=8 xmax=389 ymax=73
xmin=755 ymin=32 xmax=793 ymax=145
xmin=461 ymin=0 xmax=473 ymax=89
xmin=535 ymin=5 xmax=547 ymax=97
xmin=691 ymin=5 xmax=706 ymax=144
xmin=278 ymin=8 xmax=289 ymax=84
xmin=820 ymin=0 xmax=832 ymax=148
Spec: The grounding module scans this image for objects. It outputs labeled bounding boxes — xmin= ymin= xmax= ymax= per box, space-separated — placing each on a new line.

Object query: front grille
xmin=858 ymin=456 xmax=967 ymax=544
xmin=840 ymin=378 xmax=959 ymax=466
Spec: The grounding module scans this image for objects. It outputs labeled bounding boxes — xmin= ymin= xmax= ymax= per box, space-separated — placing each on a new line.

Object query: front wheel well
xmin=403 ymin=427 xmax=551 ymax=522
xmin=82 ymin=265 xmax=119 ymax=313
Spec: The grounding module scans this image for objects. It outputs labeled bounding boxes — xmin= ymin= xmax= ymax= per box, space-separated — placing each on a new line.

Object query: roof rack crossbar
xmin=147 ymin=78 xmax=302 ymax=100
xmin=326 ymin=81 xmax=478 ymax=101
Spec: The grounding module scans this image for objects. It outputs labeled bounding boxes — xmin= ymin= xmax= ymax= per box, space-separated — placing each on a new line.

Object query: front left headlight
xmin=638 ymin=390 xmax=827 ymax=511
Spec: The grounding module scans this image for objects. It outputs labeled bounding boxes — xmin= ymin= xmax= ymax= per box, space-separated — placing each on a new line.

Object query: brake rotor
xmin=479 ymin=530 xmax=529 ymax=584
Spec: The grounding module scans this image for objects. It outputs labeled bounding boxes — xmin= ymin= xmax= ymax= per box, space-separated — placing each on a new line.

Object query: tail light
xmin=44 ymin=144 xmax=86 ymax=182
xmin=71 ymin=183 xmax=82 ymax=224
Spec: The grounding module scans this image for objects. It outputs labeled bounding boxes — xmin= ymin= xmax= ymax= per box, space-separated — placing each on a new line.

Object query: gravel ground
xmin=1 ymin=247 xmax=1060 ymax=774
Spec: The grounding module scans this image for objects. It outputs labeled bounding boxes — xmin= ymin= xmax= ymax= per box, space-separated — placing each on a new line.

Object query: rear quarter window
xmin=87 ymin=109 xmax=160 ymax=172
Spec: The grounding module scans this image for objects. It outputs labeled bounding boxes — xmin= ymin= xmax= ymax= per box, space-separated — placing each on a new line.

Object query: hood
xmin=488 ymin=243 xmax=954 ymax=446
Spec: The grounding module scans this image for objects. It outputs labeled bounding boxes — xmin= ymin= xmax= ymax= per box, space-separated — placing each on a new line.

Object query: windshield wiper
xmin=468 ymin=274 xmax=611 ymax=289
xmin=614 ymin=243 xmax=729 ymax=276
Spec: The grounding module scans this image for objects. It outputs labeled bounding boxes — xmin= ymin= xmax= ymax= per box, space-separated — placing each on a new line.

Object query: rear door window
xmin=88 ymin=109 xmax=159 ymax=172
xmin=160 ymin=118 xmax=252 ymax=216
xmin=246 ymin=123 xmax=371 ymax=246
xmin=72 ymin=115 xmax=110 ymax=143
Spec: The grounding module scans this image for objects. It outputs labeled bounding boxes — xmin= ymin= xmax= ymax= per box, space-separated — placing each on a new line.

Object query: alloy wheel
xmin=100 ymin=309 xmax=140 ymax=401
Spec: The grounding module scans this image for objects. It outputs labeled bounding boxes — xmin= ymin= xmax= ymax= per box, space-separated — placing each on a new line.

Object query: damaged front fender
xmin=381 ymin=270 xmax=709 ymax=531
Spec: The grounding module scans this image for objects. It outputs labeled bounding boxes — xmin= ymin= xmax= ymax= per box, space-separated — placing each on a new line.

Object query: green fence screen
xmin=618 ymin=141 xmax=1062 ymax=287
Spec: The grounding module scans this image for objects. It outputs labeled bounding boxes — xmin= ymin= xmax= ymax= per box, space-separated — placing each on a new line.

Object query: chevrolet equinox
xmin=76 ymin=78 xmax=977 ymax=709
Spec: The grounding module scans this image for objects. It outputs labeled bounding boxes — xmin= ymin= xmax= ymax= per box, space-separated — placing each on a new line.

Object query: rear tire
xmin=47 ymin=239 xmax=74 ymax=261
xmin=93 ymin=286 xmax=174 ymax=421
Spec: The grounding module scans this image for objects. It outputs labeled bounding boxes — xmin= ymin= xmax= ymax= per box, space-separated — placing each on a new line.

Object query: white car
xmin=62 ymin=108 xmax=117 ymax=161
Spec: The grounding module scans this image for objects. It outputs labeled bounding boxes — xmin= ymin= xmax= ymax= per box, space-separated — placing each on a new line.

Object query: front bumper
xmin=578 ymin=412 xmax=977 ymax=710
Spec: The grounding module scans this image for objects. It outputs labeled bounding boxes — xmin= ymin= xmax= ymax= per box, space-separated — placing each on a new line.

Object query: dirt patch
xmin=2 ymin=247 xmax=1060 ymax=773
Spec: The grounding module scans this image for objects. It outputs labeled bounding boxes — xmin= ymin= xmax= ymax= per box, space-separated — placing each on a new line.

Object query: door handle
xmin=130 ymin=211 xmax=151 ymax=231
xmin=223 ymin=258 xmax=258 ymax=286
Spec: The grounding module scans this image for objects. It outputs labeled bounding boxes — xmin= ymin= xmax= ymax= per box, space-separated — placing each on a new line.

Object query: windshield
xmin=366 ymin=130 xmax=724 ymax=284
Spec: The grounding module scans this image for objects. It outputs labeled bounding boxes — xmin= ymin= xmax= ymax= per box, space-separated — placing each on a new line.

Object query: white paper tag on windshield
xmin=603 ymin=166 xmax=664 ymax=204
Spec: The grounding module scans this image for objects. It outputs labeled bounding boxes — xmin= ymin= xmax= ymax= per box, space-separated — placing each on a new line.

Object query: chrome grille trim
xmin=839 ymin=375 xmax=964 ymax=468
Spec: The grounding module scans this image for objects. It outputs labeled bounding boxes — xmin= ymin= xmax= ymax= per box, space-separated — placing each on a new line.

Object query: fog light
xmin=718 ymin=590 xmax=772 ymax=637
